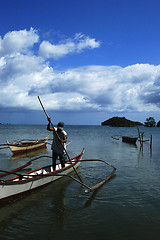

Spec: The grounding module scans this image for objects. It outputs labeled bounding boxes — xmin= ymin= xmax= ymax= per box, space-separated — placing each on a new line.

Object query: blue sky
xmin=0 ymin=0 xmax=160 ymax=125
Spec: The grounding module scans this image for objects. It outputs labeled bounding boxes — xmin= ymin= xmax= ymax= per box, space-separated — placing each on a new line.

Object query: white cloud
xmin=1 ymin=61 xmax=160 ymax=114
xmin=76 ymin=36 xmax=100 ymax=51
xmin=39 ymin=40 xmax=75 ymax=59
xmin=1 ymin=28 xmax=160 ymax=119
xmin=0 ymin=28 xmax=39 ymax=57
xmin=29 ymin=64 xmax=160 ymax=113
xmin=39 ymin=33 xmax=100 ymax=59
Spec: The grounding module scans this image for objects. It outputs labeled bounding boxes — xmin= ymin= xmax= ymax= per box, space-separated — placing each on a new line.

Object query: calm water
xmin=0 ymin=124 xmax=160 ymax=240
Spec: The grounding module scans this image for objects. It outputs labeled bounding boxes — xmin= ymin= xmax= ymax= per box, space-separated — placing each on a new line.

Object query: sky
xmin=0 ymin=0 xmax=160 ymax=125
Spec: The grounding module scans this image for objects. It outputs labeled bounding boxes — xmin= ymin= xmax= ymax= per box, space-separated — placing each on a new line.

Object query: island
xmin=101 ymin=117 xmax=143 ymax=127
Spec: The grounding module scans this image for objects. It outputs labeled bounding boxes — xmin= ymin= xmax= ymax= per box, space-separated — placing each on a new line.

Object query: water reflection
xmin=84 ymin=174 xmax=117 ymax=208
xmin=8 ymin=148 xmax=50 ymax=171
xmin=0 ymin=176 xmax=72 ymax=237
xmin=0 ymin=125 xmax=160 ymax=240
xmin=46 ymin=184 xmax=66 ymax=237
xmin=137 ymin=140 xmax=153 ymax=162
xmin=11 ymin=148 xmax=48 ymax=161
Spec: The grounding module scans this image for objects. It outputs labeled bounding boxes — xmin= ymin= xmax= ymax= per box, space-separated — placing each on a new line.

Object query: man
xmin=47 ymin=118 xmax=67 ymax=171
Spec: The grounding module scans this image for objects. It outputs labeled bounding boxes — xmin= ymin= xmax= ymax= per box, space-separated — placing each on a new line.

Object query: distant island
xmin=101 ymin=117 xmax=143 ymax=127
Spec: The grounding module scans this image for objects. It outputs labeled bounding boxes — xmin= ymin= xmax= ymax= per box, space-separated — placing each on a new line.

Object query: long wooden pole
xmin=37 ymin=96 xmax=84 ymax=185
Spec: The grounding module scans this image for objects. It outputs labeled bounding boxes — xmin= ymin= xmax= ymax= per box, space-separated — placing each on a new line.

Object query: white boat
xmin=0 ymin=149 xmax=85 ymax=204
xmin=6 ymin=135 xmax=49 ymax=155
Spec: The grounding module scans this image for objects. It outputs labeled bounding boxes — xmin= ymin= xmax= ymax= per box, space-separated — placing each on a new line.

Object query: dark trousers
xmin=52 ymin=151 xmax=66 ymax=171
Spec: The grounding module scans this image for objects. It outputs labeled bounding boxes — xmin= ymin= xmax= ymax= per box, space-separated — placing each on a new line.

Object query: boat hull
xmin=0 ymin=150 xmax=84 ymax=204
xmin=122 ymin=136 xmax=137 ymax=144
xmin=7 ymin=135 xmax=49 ymax=155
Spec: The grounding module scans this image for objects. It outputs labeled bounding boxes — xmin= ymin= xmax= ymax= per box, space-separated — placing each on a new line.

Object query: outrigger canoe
xmin=0 ymin=149 xmax=85 ymax=204
xmin=6 ymin=135 xmax=49 ymax=155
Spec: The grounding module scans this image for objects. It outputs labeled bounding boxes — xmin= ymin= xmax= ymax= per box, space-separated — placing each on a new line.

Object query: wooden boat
xmin=6 ymin=135 xmax=49 ymax=155
xmin=0 ymin=149 xmax=85 ymax=204
xmin=122 ymin=136 xmax=138 ymax=144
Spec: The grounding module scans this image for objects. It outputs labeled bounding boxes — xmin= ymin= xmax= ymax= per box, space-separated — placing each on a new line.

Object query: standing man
xmin=47 ymin=118 xmax=67 ymax=171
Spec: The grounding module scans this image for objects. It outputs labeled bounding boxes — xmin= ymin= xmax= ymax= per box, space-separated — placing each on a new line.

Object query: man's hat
xmin=57 ymin=121 xmax=64 ymax=130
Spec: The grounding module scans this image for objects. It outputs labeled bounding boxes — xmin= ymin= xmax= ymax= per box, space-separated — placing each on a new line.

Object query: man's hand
xmin=47 ymin=117 xmax=51 ymax=122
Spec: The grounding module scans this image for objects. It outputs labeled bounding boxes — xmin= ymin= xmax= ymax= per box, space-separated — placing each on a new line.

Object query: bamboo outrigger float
xmin=6 ymin=135 xmax=49 ymax=155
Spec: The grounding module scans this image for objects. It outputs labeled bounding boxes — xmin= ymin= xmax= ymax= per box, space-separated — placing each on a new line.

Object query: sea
xmin=0 ymin=124 xmax=160 ymax=240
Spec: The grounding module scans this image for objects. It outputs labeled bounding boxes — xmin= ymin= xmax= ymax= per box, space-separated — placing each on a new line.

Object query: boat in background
xmin=0 ymin=149 xmax=85 ymax=204
xmin=122 ymin=136 xmax=138 ymax=144
xmin=111 ymin=135 xmax=138 ymax=144
xmin=7 ymin=135 xmax=49 ymax=155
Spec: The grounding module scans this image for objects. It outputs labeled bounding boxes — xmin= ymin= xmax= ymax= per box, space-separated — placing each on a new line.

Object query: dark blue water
xmin=0 ymin=124 xmax=160 ymax=240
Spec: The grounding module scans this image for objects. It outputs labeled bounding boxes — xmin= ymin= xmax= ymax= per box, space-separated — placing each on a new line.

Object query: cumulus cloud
xmin=39 ymin=33 xmax=100 ymax=59
xmin=0 ymin=28 xmax=160 ymax=119
xmin=0 ymin=28 xmax=39 ymax=57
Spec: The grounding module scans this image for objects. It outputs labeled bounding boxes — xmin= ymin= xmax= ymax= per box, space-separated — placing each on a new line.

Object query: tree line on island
xmin=101 ymin=117 xmax=160 ymax=127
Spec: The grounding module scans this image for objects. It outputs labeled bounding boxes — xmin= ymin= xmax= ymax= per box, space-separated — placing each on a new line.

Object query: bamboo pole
xmin=150 ymin=134 xmax=152 ymax=150
xmin=137 ymin=127 xmax=142 ymax=146
xmin=37 ymin=96 xmax=85 ymax=185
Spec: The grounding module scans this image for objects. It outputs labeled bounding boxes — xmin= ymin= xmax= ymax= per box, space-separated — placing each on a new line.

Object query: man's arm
xmin=47 ymin=118 xmax=54 ymax=131
xmin=61 ymin=135 xmax=67 ymax=143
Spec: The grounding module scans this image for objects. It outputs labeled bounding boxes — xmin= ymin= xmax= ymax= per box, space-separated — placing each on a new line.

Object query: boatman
xmin=47 ymin=118 xmax=67 ymax=171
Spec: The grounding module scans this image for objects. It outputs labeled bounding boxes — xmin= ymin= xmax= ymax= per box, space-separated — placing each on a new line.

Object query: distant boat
xmin=7 ymin=135 xmax=49 ymax=155
xmin=122 ymin=136 xmax=138 ymax=144
xmin=111 ymin=135 xmax=138 ymax=144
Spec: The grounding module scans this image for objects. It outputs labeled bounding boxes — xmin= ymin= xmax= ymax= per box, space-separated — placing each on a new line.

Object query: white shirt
xmin=51 ymin=127 xmax=67 ymax=155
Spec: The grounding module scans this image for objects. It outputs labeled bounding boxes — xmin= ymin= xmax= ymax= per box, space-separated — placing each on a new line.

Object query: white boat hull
xmin=0 ymin=150 xmax=84 ymax=204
